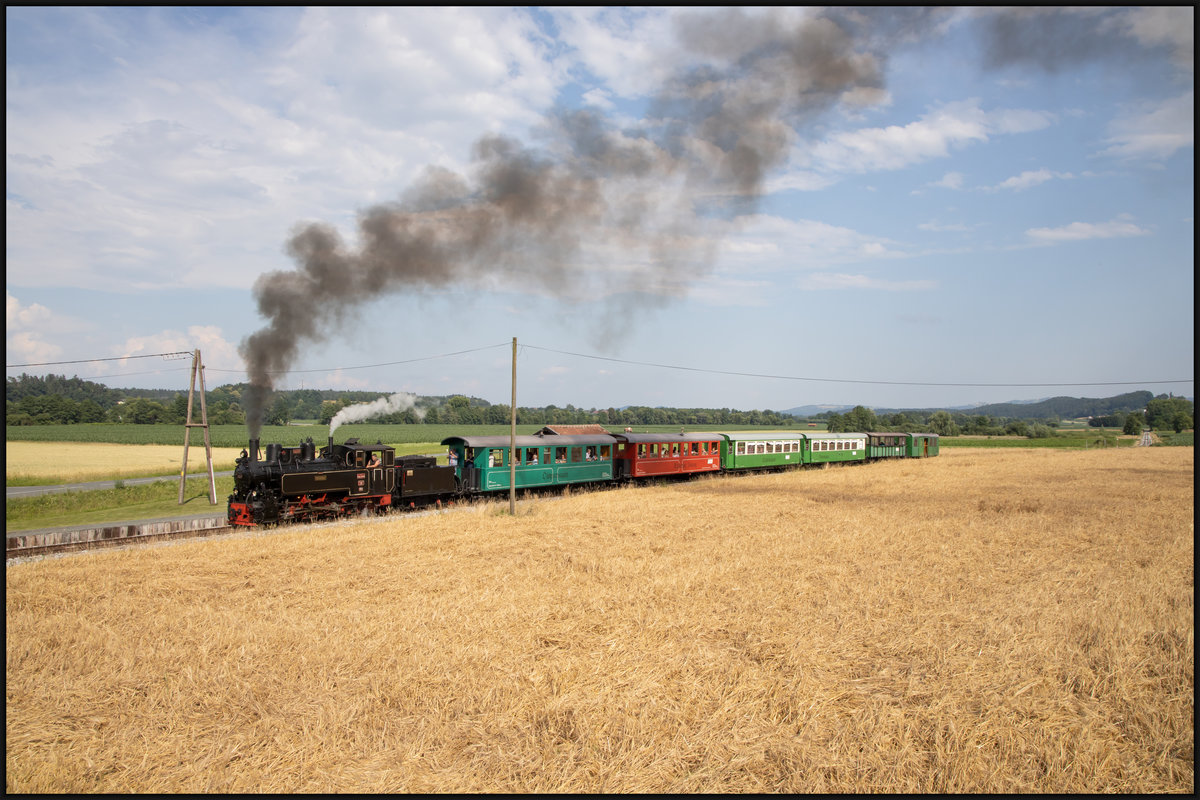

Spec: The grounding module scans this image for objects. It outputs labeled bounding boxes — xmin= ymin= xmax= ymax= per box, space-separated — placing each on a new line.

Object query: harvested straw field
xmin=6 ymin=441 xmax=243 ymax=483
xmin=6 ymin=448 xmax=1193 ymax=793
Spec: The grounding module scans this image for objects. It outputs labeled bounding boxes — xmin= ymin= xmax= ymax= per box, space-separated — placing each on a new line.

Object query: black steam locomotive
xmin=228 ymin=436 xmax=456 ymax=526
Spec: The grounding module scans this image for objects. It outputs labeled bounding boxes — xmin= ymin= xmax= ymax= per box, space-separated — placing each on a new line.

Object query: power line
xmin=6 ymin=351 xmax=193 ymax=368
xmin=8 ymin=343 xmax=510 ymax=378
xmin=522 ymin=344 xmax=1193 ymax=389
xmin=203 ymin=342 xmax=512 ymax=375
xmin=8 ymin=340 xmax=1191 ymax=390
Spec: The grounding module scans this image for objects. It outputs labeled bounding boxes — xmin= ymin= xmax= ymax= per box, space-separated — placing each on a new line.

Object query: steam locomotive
xmin=228 ymin=428 xmax=939 ymax=527
xmin=227 ymin=436 xmax=456 ymax=526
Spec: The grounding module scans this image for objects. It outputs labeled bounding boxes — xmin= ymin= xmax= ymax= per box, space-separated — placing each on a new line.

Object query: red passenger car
xmin=611 ymin=432 xmax=723 ymax=480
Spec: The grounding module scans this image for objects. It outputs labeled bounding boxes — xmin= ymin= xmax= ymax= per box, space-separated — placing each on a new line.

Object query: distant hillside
xmin=962 ymin=391 xmax=1154 ymax=420
xmin=786 ymin=391 xmax=1156 ymax=421
xmin=781 ymin=404 xmax=853 ymax=417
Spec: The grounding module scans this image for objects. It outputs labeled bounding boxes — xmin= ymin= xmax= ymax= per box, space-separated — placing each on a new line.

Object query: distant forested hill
xmin=967 ymin=391 xmax=1154 ymax=420
xmin=6 ymin=373 xmax=123 ymax=407
xmin=791 ymin=391 xmax=1157 ymax=421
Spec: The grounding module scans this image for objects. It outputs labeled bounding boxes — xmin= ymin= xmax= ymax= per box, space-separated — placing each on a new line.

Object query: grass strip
xmin=940 ymin=436 xmax=1137 ymax=448
xmin=6 ymin=477 xmax=235 ymax=532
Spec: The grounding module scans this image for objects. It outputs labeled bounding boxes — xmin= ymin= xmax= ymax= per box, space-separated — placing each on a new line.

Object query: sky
xmin=6 ymin=7 xmax=1194 ymax=418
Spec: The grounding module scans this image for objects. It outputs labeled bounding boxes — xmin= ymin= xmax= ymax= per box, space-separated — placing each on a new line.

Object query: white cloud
xmin=114 ymin=325 xmax=242 ymax=373
xmin=1026 ymin=216 xmax=1151 ymax=242
xmin=5 ymin=8 xmax=569 ymax=292
xmin=765 ymin=170 xmax=839 ymax=193
xmin=795 ymin=273 xmax=937 ymax=291
xmin=547 ymin=8 xmax=680 ymax=97
xmin=805 ymin=100 xmax=1053 ymax=175
xmin=6 ymin=292 xmax=53 ymax=330
xmin=6 ymin=331 xmax=63 ymax=366
xmin=5 ymin=293 xmax=77 ymax=366
xmin=932 ymin=172 xmax=965 ymax=189
xmin=986 ymin=107 xmax=1056 ymax=135
xmin=1117 ymin=7 xmax=1194 ymax=72
xmin=718 ymin=215 xmax=907 ymax=275
xmin=918 ymin=220 xmax=971 ymax=232
xmin=990 ymin=168 xmax=1073 ymax=191
xmin=580 ymin=88 xmax=615 ymax=111
xmin=686 ymin=276 xmax=773 ymax=308
xmin=313 ymin=371 xmax=371 ymax=391
xmin=1099 ymin=91 xmax=1194 ymax=161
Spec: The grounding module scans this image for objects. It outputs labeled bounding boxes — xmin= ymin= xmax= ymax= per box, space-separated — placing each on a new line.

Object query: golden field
xmin=5 ymin=442 xmax=243 ymax=483
xmin=5 ymin=448 xmax=1193 ymax=793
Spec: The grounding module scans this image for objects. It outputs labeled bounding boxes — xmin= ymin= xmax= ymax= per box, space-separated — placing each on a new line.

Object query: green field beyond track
xmin=7 ymin=422 xmax=1160 ymax=450
xmin=6 ymin=422 xmax=827 ymax=448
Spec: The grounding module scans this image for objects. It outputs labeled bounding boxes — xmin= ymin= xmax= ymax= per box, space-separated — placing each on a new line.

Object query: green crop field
xmin=6 ymin=422 xmax=825 ymax=448
xmin=10 ymin=422 xmax=1173 ymax=456
xmin=941 ymin=434 xmax=1136 ymax=449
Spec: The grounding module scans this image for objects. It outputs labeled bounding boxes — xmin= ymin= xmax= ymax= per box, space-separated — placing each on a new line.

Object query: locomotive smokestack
xmin=328 ymin=435 xmax=334 ymax=453
xmin=249 ymin=437 xmax=260 ymax=463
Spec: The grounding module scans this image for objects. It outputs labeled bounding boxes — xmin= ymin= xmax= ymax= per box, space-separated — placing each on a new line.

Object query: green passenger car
xmin=804 ymin=432 xmax=868 ymax=465
xmin=718 ymin=432 xmax=807 ymax=471
xmin=907 ymin=433 xmax=939 ymax=458
xmin=441 ymin=434 xmax=615 ymax=494
xmin=866 ymin=431 xmax=907 ymax=459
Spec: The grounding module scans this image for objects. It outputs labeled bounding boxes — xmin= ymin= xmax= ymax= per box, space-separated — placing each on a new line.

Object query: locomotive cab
xmin=321 ymin=438 xmax=395 ymax=496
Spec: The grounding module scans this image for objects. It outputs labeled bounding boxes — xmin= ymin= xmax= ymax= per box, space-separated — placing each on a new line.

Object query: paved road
xmin=6 ymin=472 xmax=234 ymax=500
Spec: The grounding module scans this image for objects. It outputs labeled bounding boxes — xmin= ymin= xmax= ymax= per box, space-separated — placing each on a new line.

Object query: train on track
xmin=228 ymin=427 xmax=939 ymax=527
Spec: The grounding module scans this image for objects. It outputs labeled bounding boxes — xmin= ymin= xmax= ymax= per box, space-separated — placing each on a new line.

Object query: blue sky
xmin=6 ymin=7 xmax=1194 ymax=414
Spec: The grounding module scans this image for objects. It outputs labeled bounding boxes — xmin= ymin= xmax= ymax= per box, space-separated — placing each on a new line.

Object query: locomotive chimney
xmin=328 ymin=436 xmax=334 ymax=454
xmin=248 ymin=437 xmax=260 ymax=463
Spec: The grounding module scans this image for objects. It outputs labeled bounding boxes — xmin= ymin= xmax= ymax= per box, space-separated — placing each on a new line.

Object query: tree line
xmin=6 ymin=374 xmax=1192 ymax=434
xmin=315 ymin=394 xmax=800 ymax=428
xmin=815 ymin=395 xmax=1192 ymax=437
xmin=1082 ymin=395 xmax=1193 ymax=435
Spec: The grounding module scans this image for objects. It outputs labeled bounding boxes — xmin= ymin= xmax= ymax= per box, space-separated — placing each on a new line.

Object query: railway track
xmin=7 ymin=502 xmax=459 ymax=563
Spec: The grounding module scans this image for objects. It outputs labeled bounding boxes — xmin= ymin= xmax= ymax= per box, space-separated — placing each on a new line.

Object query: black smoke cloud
xmin=244 ymin=7 xmax=1167 ymax=436
xmin=239 ymin=8 xmax=904 ymax=435
xmin=976 ymin=7 xmax=1194 ymax=74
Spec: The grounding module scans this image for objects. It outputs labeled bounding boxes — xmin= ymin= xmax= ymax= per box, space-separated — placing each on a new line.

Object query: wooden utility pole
xmin=179 ymin=349 xmax=217 ymax=505
xmin=510 ymin=336 xmax=517 ymax=515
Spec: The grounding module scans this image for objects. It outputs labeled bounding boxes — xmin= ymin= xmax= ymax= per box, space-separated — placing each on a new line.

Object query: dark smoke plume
xmin=237 ymin=9 xmax=915 ymax=435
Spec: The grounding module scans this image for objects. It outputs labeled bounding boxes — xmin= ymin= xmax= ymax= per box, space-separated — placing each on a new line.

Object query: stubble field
xmin=5 ymin=448 xmax=1193 ymax=793
xmin=6 ymin=442 xmax=244 ymax=484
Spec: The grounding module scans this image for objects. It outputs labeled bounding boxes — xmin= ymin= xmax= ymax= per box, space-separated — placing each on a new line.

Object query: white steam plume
xmin=329 ymin=392 xmax=424 ymax=437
